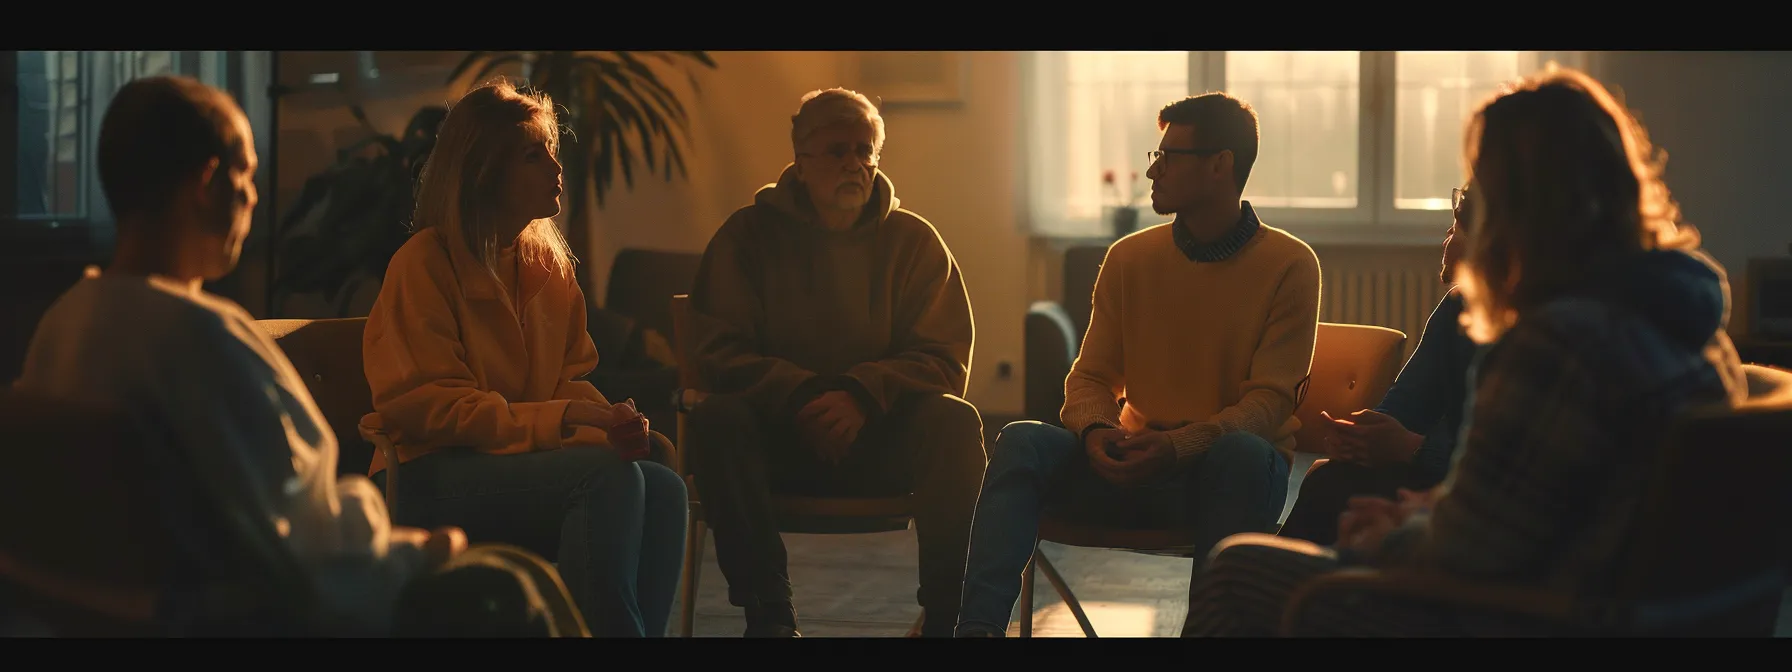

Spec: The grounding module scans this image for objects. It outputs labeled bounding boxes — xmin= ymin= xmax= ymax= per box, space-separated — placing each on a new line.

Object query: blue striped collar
xmin=1172 ymin=201 xmax=1261 ymax=262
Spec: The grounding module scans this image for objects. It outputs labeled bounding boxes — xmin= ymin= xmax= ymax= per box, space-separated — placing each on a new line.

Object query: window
xmin=10 ymin=51 xmax=244 ymax=237
xmin=1021 ymin=50 xmax=1592 ymax=242
xmin=1226 ymin=51 xmax=1361 ymax=210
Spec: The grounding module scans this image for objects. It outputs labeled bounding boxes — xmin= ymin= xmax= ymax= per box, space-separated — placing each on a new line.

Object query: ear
xmin=194 ymin=157 xmax=223 ymax=200
xmin=1214 ymin=150 xmax=1235 ymax=182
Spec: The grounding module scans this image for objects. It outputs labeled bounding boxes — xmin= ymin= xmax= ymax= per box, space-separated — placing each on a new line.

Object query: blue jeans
xmin=956 ymin=421 xmax=1289 ymax=635
xmin=379 ymin=447 xmax=688 ymax=637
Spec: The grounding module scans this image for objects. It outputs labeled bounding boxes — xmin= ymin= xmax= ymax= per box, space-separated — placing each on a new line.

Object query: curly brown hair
xmin=1455 ymin=66 xmax=1699 ymax=342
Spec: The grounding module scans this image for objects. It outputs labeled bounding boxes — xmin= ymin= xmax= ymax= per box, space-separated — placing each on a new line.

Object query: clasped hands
xmin=796 ymin=390 xmax=866 ymax=466
xmin=567 ymin=398 xmax=651 ymax=461
xmin=1335 ymin=487 xmax=1436 ymax=561
xmin=1082 ymin=427 xmax=1178 ymax=488
xmin=1320 ymin=409 xmax=1424 ymax=467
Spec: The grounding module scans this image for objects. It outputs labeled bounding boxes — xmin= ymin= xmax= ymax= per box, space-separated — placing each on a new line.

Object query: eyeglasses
xmin=799 ymin=144 xmax=880 ymax=167
xmin=1147 ymin=147 xmax=1225 ymax=168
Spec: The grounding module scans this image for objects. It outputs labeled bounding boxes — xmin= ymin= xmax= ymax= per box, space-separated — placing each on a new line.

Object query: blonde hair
xmin=412 ymin=78 xmax=576 ymax=281
xmin=1455 ymin=66 xmax=1699 ymax=343
xmin=790 ymin=88 xmax=885 ymax=157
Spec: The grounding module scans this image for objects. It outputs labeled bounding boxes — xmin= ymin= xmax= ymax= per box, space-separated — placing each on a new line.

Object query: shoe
xmin=743 ymin=600 xmax=801 ymax=638
xmin=745 ymin=624 xmax=803 ymax=637
xmin=917 ymin=610 xmax=959 ymax=638
xmin=953 ymin=622 xmax=1006 ymax=638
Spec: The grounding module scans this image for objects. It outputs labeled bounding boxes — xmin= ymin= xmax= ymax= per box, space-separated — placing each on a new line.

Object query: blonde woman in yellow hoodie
xmin=359 ymin=79 xmax=687 ymax=637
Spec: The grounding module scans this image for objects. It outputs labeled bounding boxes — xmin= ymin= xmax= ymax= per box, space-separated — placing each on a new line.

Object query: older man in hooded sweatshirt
xmin=683 ymin=87 xmax=985 ymax=638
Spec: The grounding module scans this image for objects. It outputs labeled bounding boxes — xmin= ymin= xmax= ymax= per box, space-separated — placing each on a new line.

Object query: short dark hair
xmin=96 ymin=76 xmax=243 ymax=224
xmin=1157 ymin=92 xmax=1260 ymax=192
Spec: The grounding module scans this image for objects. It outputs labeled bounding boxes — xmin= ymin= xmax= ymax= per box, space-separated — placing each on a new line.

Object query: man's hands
xmin=1322 ymin=409 xmax=1424 ymax=467
xmin=1083 ymin=426 xmax=1177 ymax=488
xmin=392 ymin=525 xmax=468 ymax=570
xmin=797 ymin=390 xmax=866 ymax=466
xmin=567 ymin=399 xmax=651 ymax=461
xmin=1335 ymin=487 xmax=1436 ymax=562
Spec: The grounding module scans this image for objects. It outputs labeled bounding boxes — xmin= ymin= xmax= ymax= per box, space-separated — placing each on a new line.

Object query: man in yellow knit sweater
xmin=955 ymin=92 xmax=1321 ymax=637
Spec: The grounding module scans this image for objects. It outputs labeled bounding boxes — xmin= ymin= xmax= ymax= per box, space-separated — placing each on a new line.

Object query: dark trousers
xmin=955 ymin=421 xmax=1290 ymax=636
xmin=1278 ymin=459 xmax=1427 ymax=546
xmin=684 ymin=392 xmax=987 ymax=634
xmin=378 ymin=448 xmax=688 ymax=637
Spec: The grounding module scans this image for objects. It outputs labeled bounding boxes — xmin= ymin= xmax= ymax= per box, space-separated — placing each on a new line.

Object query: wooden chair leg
xmin=1034 ymin=552 xmax=1097 ymax=637
xmin=680 ymin=518 xmax=706 ymax=637
xmin=1020 ymin=548 xmax=1036 ymax=637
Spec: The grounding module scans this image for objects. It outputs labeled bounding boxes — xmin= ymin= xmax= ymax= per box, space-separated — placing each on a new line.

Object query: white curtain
xmin=1019 ymin=51 xmax=1193 ymax=238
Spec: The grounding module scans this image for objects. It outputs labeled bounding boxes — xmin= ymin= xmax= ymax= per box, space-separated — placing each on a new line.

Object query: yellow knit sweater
xmin=1061 ymin=219 xmax=1321 ymax=465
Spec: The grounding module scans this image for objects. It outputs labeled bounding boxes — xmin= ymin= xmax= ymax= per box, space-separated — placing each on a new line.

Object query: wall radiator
xmin=1321 ymin=266 xmax=1450 ymax=360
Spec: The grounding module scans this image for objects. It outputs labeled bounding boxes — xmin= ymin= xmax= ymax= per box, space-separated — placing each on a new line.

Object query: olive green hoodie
xmin=688 ymin=164 xmax=975 ymax=424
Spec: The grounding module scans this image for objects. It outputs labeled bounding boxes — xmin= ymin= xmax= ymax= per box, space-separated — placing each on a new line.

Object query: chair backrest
xmin=606 ymin=249 xmax=704 ymax=339
xmin=0 ymin=389 xmax=319 ymax=635
xmin=0 ymin=390 xmax=163 ymax=592
xmin=1609 ymin=365 xmax=1792 ymax=635
xmin=1023 ymin=301 xmax=1079 ymax=424
xmin=1291 ymin=322 xmax=1408 ymax=454
xmin=1062 ymin=245 xmax=1109 ymax=345
xmin=668 ymin=294 xmax=701 ymax=392
xmin=254 ymin=318 xmax=375 ymax=476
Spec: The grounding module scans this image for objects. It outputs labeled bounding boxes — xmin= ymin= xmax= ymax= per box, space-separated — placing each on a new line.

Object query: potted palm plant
xmin=447 ymin=50 xmax=718 ymax=290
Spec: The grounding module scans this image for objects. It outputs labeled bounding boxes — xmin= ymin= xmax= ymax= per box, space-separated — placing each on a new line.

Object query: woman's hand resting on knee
xmin=566 ymin=399 xmax=651 ymax=461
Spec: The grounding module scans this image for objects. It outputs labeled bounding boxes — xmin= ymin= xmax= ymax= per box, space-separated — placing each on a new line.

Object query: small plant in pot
xmin=1103 ymin=169 xmax=1144 ymax=239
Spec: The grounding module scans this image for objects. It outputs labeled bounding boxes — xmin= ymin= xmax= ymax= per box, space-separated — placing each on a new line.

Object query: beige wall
xmin=276 ymin=51 xmax=1036 ymax=415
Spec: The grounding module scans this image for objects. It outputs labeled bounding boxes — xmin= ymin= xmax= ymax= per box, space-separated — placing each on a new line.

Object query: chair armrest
xmin=368 ymin=432 xmax=402 ymax=515
xmin=1280 ymin=567 xmax=1585 ymax=636
xmin=0 ymin=549 xmax=159 ymax=625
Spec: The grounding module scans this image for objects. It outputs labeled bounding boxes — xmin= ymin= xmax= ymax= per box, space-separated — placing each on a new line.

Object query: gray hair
xmin=790 ymin=88 xmax=886 ymax=155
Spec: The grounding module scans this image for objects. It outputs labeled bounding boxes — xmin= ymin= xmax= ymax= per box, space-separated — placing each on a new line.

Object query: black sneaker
xmin=743 ymin=600 xmax=801 ymax=638
xmin=953 ymin=623 xmax=1006 ymax=638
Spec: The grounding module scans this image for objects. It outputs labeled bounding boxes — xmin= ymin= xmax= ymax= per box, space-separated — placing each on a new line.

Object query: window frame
xmin=1028 ymin=50 xmax=1595 ymax=246
xmin=4 ymin=51 xmax=262 ymax=251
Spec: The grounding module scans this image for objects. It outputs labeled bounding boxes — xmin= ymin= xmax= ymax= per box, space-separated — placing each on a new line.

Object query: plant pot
xmin=1111 ymin=206 xmax=1140 ymax=239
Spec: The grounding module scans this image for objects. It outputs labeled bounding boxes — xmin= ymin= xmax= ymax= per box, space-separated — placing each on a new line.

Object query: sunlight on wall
xmin=276 ymin=51 xmax=1034 ymax=415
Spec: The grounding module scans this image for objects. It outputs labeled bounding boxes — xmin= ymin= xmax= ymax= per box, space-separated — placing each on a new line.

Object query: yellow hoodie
xmin=359 ymin=227 xmax=613 ymax=475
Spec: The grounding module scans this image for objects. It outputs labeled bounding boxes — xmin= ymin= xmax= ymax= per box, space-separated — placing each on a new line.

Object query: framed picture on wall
xmin=857 ymin=51 xmax=965 ymax=107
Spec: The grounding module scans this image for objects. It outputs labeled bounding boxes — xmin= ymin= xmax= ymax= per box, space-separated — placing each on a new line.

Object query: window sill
xmin=1028 ymin=222 xmax=1446 ymax=250
xmin=0 ymin=220 xmax=111 ymax=261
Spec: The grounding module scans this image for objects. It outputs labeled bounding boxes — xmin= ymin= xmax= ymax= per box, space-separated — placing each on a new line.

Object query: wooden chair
xmin=253 ymin=318 xmax=679 ymax=519
xmin=0 ymin=389 xmax=317 ymax=636
xmin=1290 ymin=323 xmax=1408 ymax=457
xmin=1281 ymin=364 xmax=1792 ymax=637
xmin=667 ymin=294 xmax=924 ymax=637
xmin=1018 ymin=322 xmax=1408 ymax=637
